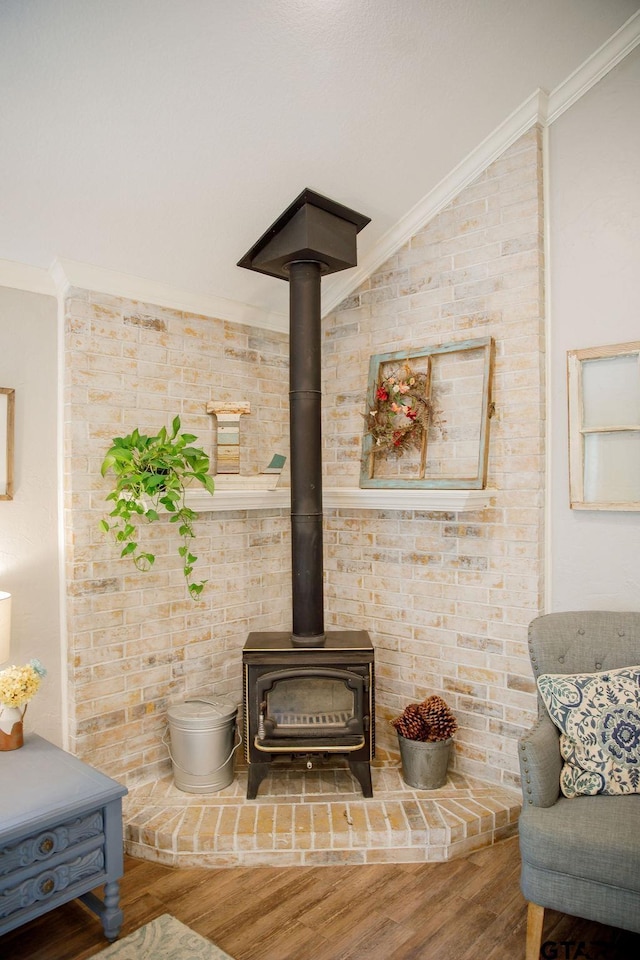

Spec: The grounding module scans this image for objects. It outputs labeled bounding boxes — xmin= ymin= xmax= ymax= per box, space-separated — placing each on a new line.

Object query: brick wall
xmin=322 ymin=127 xmax=545 ymax=787
xmin=63 ymin=126 xmax=544 ymax=790
xmin=63 ymin=294 xmax=291 ymax=781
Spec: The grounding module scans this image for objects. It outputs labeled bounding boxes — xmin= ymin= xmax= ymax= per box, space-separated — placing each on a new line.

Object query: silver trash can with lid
xmin=166 ymin=698 xmax=240 ymax=793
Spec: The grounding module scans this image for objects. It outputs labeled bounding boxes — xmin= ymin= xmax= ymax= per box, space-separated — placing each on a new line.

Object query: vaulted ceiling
xmin=1 ymin=1 xmax=639 ymax=324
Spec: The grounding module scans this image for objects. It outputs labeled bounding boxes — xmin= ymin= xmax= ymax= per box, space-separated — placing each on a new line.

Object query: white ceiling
xmin=1 ymin=0 xmax=639 ymax=322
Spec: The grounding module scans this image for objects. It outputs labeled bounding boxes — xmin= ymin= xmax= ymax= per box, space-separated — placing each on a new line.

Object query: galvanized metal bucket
xmin=397 ymin=734 xmax=453 ymax=789
xmin=166 ymin=698 xmax=241 ymax=794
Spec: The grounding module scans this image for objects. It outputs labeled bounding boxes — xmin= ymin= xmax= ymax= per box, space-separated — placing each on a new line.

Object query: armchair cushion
xmin=538 ymin=665 xmax=640 ymax=798
xmin=519 ymin=794 xmax=640 ymax=932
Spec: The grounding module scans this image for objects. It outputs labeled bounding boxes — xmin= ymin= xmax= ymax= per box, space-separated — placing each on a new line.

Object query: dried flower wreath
xmin=365 ymin=364 xmax=437 ymax=456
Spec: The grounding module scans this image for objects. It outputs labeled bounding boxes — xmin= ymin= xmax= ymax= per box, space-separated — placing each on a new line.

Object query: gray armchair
xmin=518 ymin=611 xmax=640 ymax=960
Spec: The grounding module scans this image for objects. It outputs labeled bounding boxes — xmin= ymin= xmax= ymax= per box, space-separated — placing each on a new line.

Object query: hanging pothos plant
xmin=100 ymin=416 xmax=215 ymax=599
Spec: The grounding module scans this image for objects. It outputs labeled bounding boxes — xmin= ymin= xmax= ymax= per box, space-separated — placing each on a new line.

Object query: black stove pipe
xmin=288 ymin=261 xmax=324 ymax=645
xmin=237 ymin=189 xmax=369 ymax=649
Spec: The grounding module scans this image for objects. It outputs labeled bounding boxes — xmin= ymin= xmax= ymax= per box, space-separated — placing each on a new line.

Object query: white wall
xmin=0 ymin=286 xmax=63 ymax=743
xmin=549 ymin=46 xmax=640 ymax=611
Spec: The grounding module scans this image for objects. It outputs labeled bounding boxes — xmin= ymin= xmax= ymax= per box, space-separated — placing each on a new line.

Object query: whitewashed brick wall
xmin=63 ymin=294 xmax=291 ymax=782
xmin=323 ymin=127 xmax=545 ymax=787
xmin=63 ymin=126 xmax=544 ymax=790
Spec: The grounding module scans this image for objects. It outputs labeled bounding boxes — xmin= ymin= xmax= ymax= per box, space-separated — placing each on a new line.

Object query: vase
xmin=0 ymin=705 xmax=24 ymax=750
xmin=397 ymin=733 xmax=453 ymax=789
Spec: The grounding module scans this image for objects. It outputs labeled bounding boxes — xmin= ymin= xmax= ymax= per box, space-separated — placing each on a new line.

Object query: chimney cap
xmin=237 ymin=188 xmax=370 ymax=281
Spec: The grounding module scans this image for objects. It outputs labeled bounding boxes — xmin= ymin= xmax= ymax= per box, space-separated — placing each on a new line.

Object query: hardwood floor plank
xmin=2 ymin=837 xmax=640 ymax=960
xmin=387 ymin=894 xmax=495 ymax=960
xmin=458 ymin=885 xmax=528 ymax=960
xmin=325 ymin=913 xmax=415 ymax=960
xmin=383 ymin=859 xmax=470 ymax=923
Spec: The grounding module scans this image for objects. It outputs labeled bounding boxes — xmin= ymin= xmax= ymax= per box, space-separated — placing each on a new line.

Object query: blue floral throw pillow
xmin=537 ymin=665 xmax=640 ymax=798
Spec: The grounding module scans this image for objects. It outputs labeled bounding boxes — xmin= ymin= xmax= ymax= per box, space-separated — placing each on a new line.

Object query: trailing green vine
xmin=100 ymin=416 xmax=215 ymax=599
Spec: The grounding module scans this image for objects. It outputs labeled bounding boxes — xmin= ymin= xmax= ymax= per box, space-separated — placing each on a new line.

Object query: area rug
xmin=94 ymin=913 xmax=235 ymax=959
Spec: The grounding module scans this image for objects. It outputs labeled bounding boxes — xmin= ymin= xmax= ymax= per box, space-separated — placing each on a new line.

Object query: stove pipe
xmin=238 ymin=189 xmax=370 ymax=646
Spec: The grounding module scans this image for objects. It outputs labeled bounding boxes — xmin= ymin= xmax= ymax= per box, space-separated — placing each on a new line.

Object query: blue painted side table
xmin=0 ymin=734 xmax=127 ymax=941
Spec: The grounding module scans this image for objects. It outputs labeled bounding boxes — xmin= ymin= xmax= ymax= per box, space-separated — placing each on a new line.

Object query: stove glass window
xmin=267 ymin=677 xmax=355 ymax=730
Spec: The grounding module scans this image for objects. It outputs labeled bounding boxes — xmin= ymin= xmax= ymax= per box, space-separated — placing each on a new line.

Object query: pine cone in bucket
xmin=391 ymin=694 xmax=457 ymax=742
xmin=390 ymin=702 xmax=425 ymax=740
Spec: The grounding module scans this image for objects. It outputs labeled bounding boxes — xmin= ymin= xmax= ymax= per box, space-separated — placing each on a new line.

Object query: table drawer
xmin=0 ymin=846 xmax=105 ymax=920
xmin=0 ymin=810 xmax=103 ymax=875
xmin=0 ymin=737 xmax=127 ymax=941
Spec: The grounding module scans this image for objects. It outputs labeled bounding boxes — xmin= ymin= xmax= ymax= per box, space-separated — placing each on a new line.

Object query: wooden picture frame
xmin=360 ymin=337 xmax=494 ymax=489
xmin=568 ymin=341 xmax=640 ymax=510
xmin=0 ymin=388 xmax=15 ymax=500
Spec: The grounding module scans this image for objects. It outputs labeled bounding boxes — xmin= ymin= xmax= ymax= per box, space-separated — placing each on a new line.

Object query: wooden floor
xmin=2 ymin=837 xmax=638 ymax=960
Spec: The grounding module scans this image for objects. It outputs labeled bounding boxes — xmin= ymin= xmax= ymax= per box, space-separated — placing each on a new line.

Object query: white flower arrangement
xmin=0 ymin=658 xmax=47 ymax=710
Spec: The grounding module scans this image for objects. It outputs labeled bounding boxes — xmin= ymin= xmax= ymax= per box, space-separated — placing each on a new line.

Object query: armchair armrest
xmin=518 ymin=714 xmax=561 ymax=808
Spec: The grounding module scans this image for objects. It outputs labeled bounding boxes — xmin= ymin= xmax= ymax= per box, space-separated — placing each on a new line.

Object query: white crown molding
xmin=48 ymin=257 xmax=288 ymax=334
xmin=322 ymin=9 xmax=640 ymax=317
xmin=547 ymin=9 xmax=640 ymax=124
xmin=0 ymin=259 xmax=56 ymax=297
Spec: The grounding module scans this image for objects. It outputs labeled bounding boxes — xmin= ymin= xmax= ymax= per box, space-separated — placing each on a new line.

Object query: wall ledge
xmin=188 ymin=486 xmax=494 ymax=514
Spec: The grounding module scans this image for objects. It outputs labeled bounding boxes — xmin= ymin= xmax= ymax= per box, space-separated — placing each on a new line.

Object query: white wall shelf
xmin=188 ymin=486 xmax=494 ymax=514
xmin=325 ymin=487 xmax=493 ymax=512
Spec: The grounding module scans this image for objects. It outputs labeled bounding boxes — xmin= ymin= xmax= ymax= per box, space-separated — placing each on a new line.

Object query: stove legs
xmin=247 ymin=758 xmax=373 ymax=799
xmin=348 ymin=760 xmax=373 ymax=798
xmin=247 ymin=762 xmax=271 ymax=800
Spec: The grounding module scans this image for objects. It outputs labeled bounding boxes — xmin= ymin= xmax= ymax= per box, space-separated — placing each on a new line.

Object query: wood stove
xmin=243 ymin=631 xmax=375 ymax=799
xmin=239 ymin=189 xmax=373 ymax=799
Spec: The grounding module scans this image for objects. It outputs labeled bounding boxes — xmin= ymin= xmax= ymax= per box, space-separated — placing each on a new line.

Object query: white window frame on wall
xmin=0 ymin=387 xmax=15 ymax=501
xmin=567 ymin=341 xmax=640 ymax=511
xmin=359 ymin=336 xmax=495 ymax=490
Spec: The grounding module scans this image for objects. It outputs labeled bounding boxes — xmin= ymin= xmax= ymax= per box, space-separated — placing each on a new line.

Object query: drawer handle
xmin=39 ymin=877 xmax=55 ymax=896
xmin=39 ymin=836 xmax=55 ymax=855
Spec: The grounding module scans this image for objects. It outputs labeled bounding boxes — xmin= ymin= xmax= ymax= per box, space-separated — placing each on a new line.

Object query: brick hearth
xmin=123 ymin=752 xmax=520 ymax=868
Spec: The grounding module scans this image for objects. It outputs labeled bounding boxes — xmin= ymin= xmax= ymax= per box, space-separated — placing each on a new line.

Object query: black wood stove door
xmin=242 ymin=631 xmax=375 ymax=799
xmin=256 ymin=667 xmax=366 ymax=743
